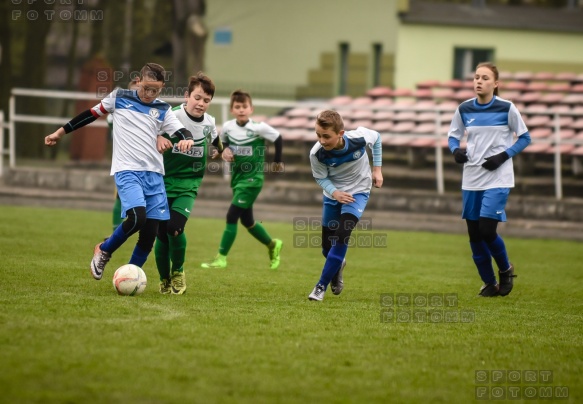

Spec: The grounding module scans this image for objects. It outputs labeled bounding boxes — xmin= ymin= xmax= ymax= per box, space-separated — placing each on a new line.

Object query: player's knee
xmin=167 ymin=223 xmax=184 ymax=237
xmin=123 ymin=206 xmax=147 ymax=235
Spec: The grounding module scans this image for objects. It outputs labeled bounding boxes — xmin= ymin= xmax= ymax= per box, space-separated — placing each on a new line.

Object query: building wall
xmin=395 ymin=24 xmax=583 ymax=89
xmin=205 ymin=0 xmax=399 ymax=98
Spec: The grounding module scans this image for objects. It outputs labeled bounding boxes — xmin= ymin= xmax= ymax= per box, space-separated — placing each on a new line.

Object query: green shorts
xmin=232 ymin=186 xmax=262 ymax=209
xmin=165 ymin=177 xmax=202 ymax=218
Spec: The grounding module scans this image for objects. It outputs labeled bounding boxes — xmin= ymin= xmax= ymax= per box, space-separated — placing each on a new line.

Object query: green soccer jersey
xmin=162 ymin=104 xmax=218 ymax=179
xmin=220 ymin=118 xmax=280 ymax=189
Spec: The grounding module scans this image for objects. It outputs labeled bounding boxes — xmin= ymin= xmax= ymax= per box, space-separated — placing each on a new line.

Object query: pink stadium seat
xmin=574 ymin=73 xmax=583 ymax=82
xmin=412 ymin=122 xmax=437 ymax=134
xmin=499 ymin=91 xmax=521 ymax=101
xmin=306 ymin=118 xmax=316 ymax=129
xmin=513 ymin=71 xmax=534 ymax=81
xmin=373 ymin=110 xmax=394 ymax=121
xmin=439 ymin=123 xmax=451 ymax=135
xmin=453 ymin=89 xmax=475 ymax=101
xmin=432 ymin=88 xmax=456 ymax=100
xmin=526 ymin=82 xmax=549 ymax=92
xmin=391 ymin=88 xmax=413 ymax=97
xmin=285 ymin=108 xmax=312 ymax=118
xmin=523 ymin=143 xmax=551 ymax=153
xmin=351 ymin=109 xmax=375 ymax=120
xmin=438 ymin=111 xmax=455 ymax=123
xmin=562 ymin=94 xmax=583 ymax=105
xmin=462 ymin=80 xmax=474 ymax=89
xmin=518 ymin=92 xmax=542 ymax=104
xmin=417 ymin=79 xmax=441 ymax=89
xmin=282 ymin=129 xmax=309 ymax=141
xmin=548 ymin=83 xmax=571 ymax=92
xmin=570 ymin=118 xmax=583 ymax=129
xmin=524 ymin=104 xmax=548 ymax=113
xmin=391 ymin=121 xmax=416 ymax=133
xmin=571 ymin=84 xmax=583 ymax=93
xmin=558 ymin=129 xmax=576 ymax=139
xmin=416 ymin=112 xmax=438 ymax=122
xmin=371 ymin=120 xmax=394 ymax=133
xmin=386 ymin=136 xmax=415 ymax=146
xmin=410 ymin=137 xmax=436 ymax=148
xmin=528 ymin=127 xmax=552 ymax=139
xmin=413 ymin=100 xmax=437 ymax=111
xmin=413 ymin=88 xmax=433 ymax=99
xmin=391 ymin=99 xmax=416 ymax=109
xmin=571 ymin=106 xmax=583 ymax=114
xmin=549 ymin=104 xmax=572 ymax=113
xmin=499 ymin=71 xmax=513 ymax=80
xmin=350 ymin=119 xmax=374 ymax=129
xmin=571 ymin=146 xmax=583 ymax=156
xmin=542 ymin=116 xmax=574 ymax=128
xmin=555 ymin=72 xmax=578 ymax=81
xmin=366 ymin=87 xmax=392 ymax=98
xmin=329 ymin=96 xmax=353 ymax=105
xmin=533 ymin=72 xmax=555 ymax=81
xmin=251 ymin=115 xmax=267 ymax=123
xmin=540 ymin=93 xmax=565 ymax=104
xmin=545 ymin=144 xmax=576 ymax=154
xmin=393 ymin=111 xmax=417 ymax=121
xmin=502 ymin=81 xmax=528 ymax=91
xmin=371 ymin=97 xmax=393 ymax=107
xmin=284 ymin=117 xmax=311 ymax=129
xmin=574 ymin=131 xmax=583 ymax=140
xmin=267 ymin=116 xmax=289 ymax=127
xmin=436 ymin=100 xmax=458 ymax=111
xmin=441 ymin=79 xmax=463 ymax=89
xmin=525 ymin=114 xmax=550 ymax=127
xmin=352 ymin=96 xmax=373 ymax=106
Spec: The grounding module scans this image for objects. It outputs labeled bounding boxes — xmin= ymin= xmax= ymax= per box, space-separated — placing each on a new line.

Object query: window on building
xmin=338 ymin=42 xmax=350 ymax=95
xmin=372 ymin=43 xmax=383 ymax=88
xmin=453 ymin=48 xmax=494 ymax=80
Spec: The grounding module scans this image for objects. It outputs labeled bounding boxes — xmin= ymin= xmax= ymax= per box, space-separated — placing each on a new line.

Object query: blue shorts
xmin=462 ymin=188 xmax=510 ymax=222
xmin=322 ymin=193 xmax=369 ymax=227
xmin=115 ymin=171 xmax=170 ymax=220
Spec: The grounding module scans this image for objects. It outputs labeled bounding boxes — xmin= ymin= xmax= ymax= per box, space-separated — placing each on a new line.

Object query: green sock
xmin=247 ymin=221 xmax=272 ymax=246
xmin=168 ymin=232 xmax=187 ymax=273
xmin=154 ymin=237 xmax=171 ymax=281
xmin=218 ymin=223 xmax=238 ymax=255
xmin=112 ymin=198 xmax=123 ymax=232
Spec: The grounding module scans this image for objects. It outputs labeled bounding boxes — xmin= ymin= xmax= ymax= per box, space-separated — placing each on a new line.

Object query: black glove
xmin=453 ymin=148 xmax=468 ymax=164
xmin=482 ymin=151 xmax=509 ymax=171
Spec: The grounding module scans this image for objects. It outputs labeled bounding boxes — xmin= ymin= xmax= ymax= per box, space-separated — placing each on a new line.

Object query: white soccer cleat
xmin=308 ymin=284 xmax=326 ymax=301
xmin=90 ymin=242 xmax=111 ymax=280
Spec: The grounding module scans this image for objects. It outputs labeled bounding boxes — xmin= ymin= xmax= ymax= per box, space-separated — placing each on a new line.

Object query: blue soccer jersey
xmin=448 ymin=96 xmax=529 ymax=190
xmin=310 ymin=127 xmax=381 ymax=199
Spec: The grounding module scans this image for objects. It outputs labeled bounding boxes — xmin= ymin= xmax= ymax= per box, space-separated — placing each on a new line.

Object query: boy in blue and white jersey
xmin=448 ymin=62 xmax=531 ymax=297
xmin=308 ymin=110 xmax=383 ymax=302
xmin=45 ymin=63 xmax=195 ymax=281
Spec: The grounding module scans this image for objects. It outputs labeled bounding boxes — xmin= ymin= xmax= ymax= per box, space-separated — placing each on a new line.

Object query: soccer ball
xmin=112 ymin=264 xmax=147 ymax=296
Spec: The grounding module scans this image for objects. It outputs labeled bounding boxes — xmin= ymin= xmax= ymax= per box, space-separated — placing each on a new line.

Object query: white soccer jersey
xmin=220 ymin=118 xmax=280 ymax=146
xmin=448 ymin=96 xmax=528 ymax=190
xmin=91 ymin=89 xmax=185 ymax=175
xmin=172 ymin=104 xmax=218 ymax=145
xmin=310 ymin=127 xmax=380 ymax=198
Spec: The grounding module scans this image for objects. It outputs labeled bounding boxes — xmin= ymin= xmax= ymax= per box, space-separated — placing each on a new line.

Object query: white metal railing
xmin=5 ymin=88 xmax=583 ymax=200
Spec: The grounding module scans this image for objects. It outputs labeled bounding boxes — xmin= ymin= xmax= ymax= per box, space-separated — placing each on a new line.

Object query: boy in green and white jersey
xmin=155 ymin=72 xmax=223 ymax=294
xmin=201 ymin=89 xmax=284 ymax=270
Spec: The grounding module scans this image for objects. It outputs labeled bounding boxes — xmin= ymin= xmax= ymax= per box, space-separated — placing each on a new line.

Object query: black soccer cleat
xmin=478 ymin=283 xmax=499 ymax=297
xmin=498 ymin=264 xmax=517 ymax=296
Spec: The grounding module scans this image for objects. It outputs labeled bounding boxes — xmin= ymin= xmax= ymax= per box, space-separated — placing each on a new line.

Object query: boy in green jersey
xmin=201 ymin=90 xmax=284 ymax=270
xmin=155 ymin=72 xmax=224 ymax=294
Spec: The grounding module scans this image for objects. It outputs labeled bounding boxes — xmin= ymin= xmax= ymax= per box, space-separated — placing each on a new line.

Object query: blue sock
xmin=101 ymin=224 xmax=129 ymax=254
xmin=129 ymin=244 xmax=150 ymax=267
xmin=486 ymin=235 xmax=511 ymax=272
xmin=469 ymin=241 xmax=496 ymax=285
xmin=322 ymin=247 xmax=330 ymax=259
xmin=318 ymin=243 xmax=348 ymax=288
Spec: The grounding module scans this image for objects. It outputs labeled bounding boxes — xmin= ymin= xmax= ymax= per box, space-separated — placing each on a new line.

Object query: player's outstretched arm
xmin=45 ymin=127 xmax=66 ymax=146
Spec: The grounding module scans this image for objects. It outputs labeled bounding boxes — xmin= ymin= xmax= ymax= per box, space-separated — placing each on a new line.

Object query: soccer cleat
xmin=478 ymin=283 xmax=499 ymax=297
xmin=269 ymin=239 xmax=283 ymax=270
xmin=90 ymin=242 xmax=111 ymax=280
xmin=498 ymin=264 xmax=517 ymax=296
xmin=308 ymin=284 xmax=326 ymax=301
xmin=330 ymin=259 xmax=346 ymax=295
xmin=171 ymin=271 xmax=187 ymax=295
xmin=159 ymin=279 xmax=172 ymax=295
xmin=201 ymin=254 xmax=227 ymax=269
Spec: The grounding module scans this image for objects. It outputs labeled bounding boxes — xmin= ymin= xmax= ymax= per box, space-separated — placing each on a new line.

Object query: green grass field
xmin=0 ymin=205 xmax=582 ymax=403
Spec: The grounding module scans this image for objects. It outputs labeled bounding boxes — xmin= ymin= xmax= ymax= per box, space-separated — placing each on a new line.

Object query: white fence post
xmin=553 ymin=112 xmax=562 ymax=200
xmin=435 ymin=111 xmax=444 ymax=195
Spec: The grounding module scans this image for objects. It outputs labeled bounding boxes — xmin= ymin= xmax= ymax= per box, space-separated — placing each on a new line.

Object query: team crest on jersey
xmin=246 ymin=129 xmax=255 ymax=138
xmin=353 ymin=150 xmax=362 ymax=159
xmin=203 ymin=126 xmax=212 ymax=137
xmin=149 ymin=108 xmax=160 ymax=119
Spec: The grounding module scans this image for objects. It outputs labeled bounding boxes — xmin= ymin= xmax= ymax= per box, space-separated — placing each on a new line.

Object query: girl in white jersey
xmin=448 ymin=62 xmax=531 ymax=297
